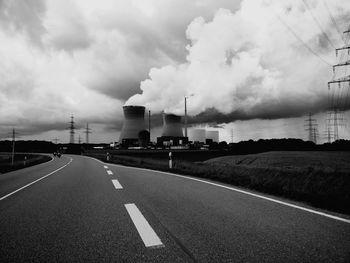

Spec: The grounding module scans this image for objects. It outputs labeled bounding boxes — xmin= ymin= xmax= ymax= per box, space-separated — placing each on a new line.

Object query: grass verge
xmin=0 ymin=153 xmax=52 ymax=174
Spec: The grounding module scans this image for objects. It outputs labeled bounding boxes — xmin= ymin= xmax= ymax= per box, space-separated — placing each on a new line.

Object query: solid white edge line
xmin=85 ymin=156 xmax=350 ymax=224
xmin=111 ymin=179 xmax=123 ymax=189
xmin=126 ymin=165 xmax=350 ymax=224
xmin=0 ymin=158 xmax=73 ymax=201
xmin=107 ymin=170 xmax=113 ymax=175
xmin=125 ymin=203 xmax=164 ymax=248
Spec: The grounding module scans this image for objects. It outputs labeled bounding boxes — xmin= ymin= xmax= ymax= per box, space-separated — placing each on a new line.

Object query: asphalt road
xmin=0 ymin=155 xmax=349 ymax=262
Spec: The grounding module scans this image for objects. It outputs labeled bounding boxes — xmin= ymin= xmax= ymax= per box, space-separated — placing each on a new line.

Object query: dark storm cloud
xmin=189 ymin=95 xmax=333 ymax=125
xmin=0 ymin=121 xmax=68 ymax=138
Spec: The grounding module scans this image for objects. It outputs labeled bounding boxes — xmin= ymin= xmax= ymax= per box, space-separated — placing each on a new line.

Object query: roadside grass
xmin=0 ymin=153 xmax=52 ymax=174
xmin=87 ymin=152 xmax=350 ymax=215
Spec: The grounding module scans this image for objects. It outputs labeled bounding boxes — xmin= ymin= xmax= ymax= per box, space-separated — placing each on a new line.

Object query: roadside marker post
xmin=106 ymin=152 xmax=110 ymax=162
xmin=169 ymin=152 xmax=172 ymax=169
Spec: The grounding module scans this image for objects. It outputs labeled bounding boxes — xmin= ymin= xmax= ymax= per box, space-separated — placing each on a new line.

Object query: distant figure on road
xmin=53 ymin=152 xmax=61 ymax=158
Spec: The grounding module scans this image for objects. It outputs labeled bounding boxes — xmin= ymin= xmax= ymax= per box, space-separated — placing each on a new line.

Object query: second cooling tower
xmin=161 ymin=113 xmax=184 ymax=137
xmin=119 ymin=106 xmax=145 ymax=143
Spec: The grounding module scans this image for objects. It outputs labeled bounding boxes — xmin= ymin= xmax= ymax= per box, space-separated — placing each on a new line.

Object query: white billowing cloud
xmin=0 ymin=0 xmax=240 ymax=138
xmin=126 ymin=0 xmax=350 ymax=118
xmin=1 ymin=0 xmax=349 ymax=142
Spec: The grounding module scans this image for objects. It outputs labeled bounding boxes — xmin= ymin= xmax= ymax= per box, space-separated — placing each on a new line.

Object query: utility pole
xmin=84 ymin=123 xmax=91 ymax=144
xmin=10 ymin=128 xmax=18 ymax=166
xmin=148 ymin=110 xmax=151 ymax=141
xmin=184 ymin=94 xmax=194 ymax=138
xmin=69 ymin=115 xmax=75 ymax=144
xmin=78 ymin=135 xmax=82 ymax=144
xmin=184 ymin=97 xmax=188 ymax=138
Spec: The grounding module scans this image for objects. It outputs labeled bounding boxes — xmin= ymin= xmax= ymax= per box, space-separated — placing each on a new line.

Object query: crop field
xmin=88 ymin=150 xmax=350 ymax=215
xmin=205 ymin=151 xmax=350 ymax=172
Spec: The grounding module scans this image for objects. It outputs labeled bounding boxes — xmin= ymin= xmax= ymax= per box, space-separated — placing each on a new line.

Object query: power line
xmin=272 ymin=10 xmax=332 ymax=66
xmin=322 ymin=0 xmax=345 ymax=44
xmin=302 ymin=0 xmax=336 ymax=49
xmin=328 ymin=25 xmax=350 ymax=141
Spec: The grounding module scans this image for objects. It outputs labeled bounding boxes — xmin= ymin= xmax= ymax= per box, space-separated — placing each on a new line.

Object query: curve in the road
xmin=0 ymin=157 xmax=73 ymax=201
xmin=86 ymin=155 xmax=350 ymax=224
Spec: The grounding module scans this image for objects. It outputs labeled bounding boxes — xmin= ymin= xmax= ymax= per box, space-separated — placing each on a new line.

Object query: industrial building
xmin=118 ymin=105 xmax=220 ymax=149
xmin=206 ymin=130 xmax=219 ymax=143
xmin=189 ymin=128 xmax=206 ymax=143
xmin=189 ymin=129 xmax=220 ymax=143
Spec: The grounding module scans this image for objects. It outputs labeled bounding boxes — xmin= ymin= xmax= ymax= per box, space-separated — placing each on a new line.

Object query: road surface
xmin=0 ymin=155 xmax=349 ymax=262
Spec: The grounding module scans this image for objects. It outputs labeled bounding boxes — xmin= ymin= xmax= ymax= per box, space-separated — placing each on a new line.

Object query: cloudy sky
xmin=0 ymin=0 xmax=349 ymax=143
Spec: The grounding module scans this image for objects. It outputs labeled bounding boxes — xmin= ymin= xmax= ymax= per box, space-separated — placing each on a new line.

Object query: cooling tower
xmin=206 ymin=130 xmax=219 ymax=142
xmin=189 ymin=129 xmax=206 ymax=142
xmin=119 ymin=106 xmax=145 ymax=143
xmin=161 ymin=113 xmax=184 ymax=137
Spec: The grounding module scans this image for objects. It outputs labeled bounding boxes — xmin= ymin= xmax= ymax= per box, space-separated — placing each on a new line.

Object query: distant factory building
xmin=157 ymin=113 xmax=188 ymax=146
xmin=119 ymin=105 xmax=145 ymax=146
xmin=189 ymin=128 xmax=206 ymax=143
xmin=206 ymin=130 xmax=219 ymax=143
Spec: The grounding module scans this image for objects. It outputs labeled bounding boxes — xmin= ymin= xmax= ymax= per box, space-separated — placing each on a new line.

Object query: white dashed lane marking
xmin=125 ymin=203 xmax=164 ymax=248
xmin=104 ymin=165 xmax=108 ymax=169
xmin=112 ymin=179 xmax=123 ymax=190
xmin=106 ymin=170 xmax=113 ymax=175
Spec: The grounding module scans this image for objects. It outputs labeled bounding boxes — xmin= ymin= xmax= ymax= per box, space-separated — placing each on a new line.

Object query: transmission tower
xmin=69 ymin=115 xmax=75 ymax=144
xmin=324 ymin=111 xmax=334 ymax=143
xmin=84 ymin=123 xmax=91 ymax=144
xmin=304 ymin=113 xmax=318 ymax=143
xmin=328 ymin=24 xmax=350 ymax=141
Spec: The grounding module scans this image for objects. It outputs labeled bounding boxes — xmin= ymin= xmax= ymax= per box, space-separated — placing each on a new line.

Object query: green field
xmin=88 ymin=150 xmax=350 ymax=215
